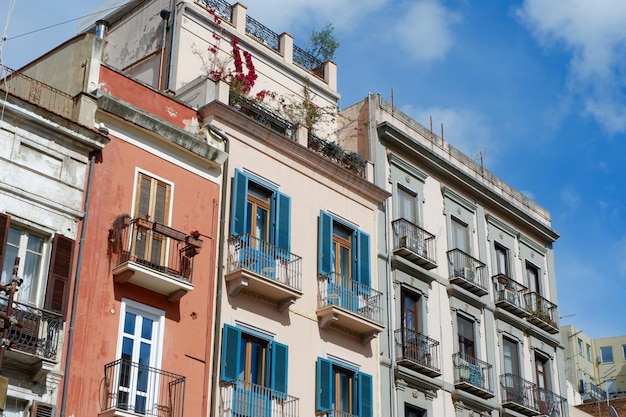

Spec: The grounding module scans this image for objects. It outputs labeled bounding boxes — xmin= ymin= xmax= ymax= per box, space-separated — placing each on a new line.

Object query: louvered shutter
xmin=230 ymin=170 xmax=249 ymax=236
xmin=357 ymin=230 xmax=371 ymax=287
xmin=44 ymin=234 xmax=75 ymax=320
xmin=30 ymin=402 xmax=54 ymax=417
xmin=137 ymin=174 xmax=152 ymax=218
xmin=316 ymin=357 xmax=332 ymax=412
xmin=271 ymin=341 xmax=288 ymax=393
xmin=0 ymin=213 xmax=10 ymax=272
xmin=358 ymin=372 xmax=373 ymax=417
xmin=220 ymin=325 xmax=241 ymax=382
xmin=153 ymin=181 xmax=168 ymax=224
xmin=318 ymin=211 xmax=333 ymax=276
xmin=275 ymin=192 xmax=291 ymax=253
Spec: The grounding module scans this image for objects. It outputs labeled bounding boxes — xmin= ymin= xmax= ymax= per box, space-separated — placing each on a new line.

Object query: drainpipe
xmin=59 ymin=149 xmax=100 ymax=417
xmin=205 ymin=123 xmax=229 ymax=417
xmin=164 ymin=0 xmax=179 ymax=92
xmin=384 ymin=197 xmax=397 ymax=417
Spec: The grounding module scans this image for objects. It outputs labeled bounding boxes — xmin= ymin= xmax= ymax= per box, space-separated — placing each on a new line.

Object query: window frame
xmin=494 ymin=242 xmax=509 ymax=276
xmin=600 ymin=346 xmax=614 ymax=363
xmin=457 ymin=314 xmax=475 ymax=358
xmin=396 ymin=184 xmax=419 ymax=225
xmin=316 ymin=357 xmax=372 ymax=417
xmin=578 ymin=338 xmax=584 ymax=357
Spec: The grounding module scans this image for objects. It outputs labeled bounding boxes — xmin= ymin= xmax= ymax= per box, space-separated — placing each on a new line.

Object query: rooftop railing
xmin=230 ymin=94 xmax=294 ymax=138
xmin=317 ymin=273 xmax=382 ymax=324
xmin=0 ymin=64 xmax=74 ymax=118
xmin=101 ymin=358 xmax=186 ymax=417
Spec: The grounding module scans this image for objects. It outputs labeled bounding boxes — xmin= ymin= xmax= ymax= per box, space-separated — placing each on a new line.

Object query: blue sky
xmin=1 ymin=0 xmax=624 ymax=338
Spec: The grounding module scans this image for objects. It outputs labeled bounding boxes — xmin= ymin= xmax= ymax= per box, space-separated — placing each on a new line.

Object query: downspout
xmin=205 ymin=123 xmax=230 ymax=417
xmin=59 ymin=149 xmax=100 ymax=417
xmin=164 ymin=0 xmax=179 ymax=92
xmin=385 ymin=198 xmax=397 ymax=417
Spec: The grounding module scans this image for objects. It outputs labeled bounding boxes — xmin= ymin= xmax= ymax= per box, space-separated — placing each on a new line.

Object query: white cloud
xmin=559 ymin=187 xmax=581 ymax=211
xmin=516 ymin=0 xmax=626 ymax=134
xmin=391 ymin=1 xmax=462 ymax=63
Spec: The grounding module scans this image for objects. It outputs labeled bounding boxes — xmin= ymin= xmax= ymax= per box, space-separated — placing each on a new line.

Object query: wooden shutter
xmin=357 ymin=230 xmax=371 ymax=287
xmin=271 ymin=341 xmax=288 ymax=394
xmin=0 ymin=213 xmax=10 ymax=271
xmin=44 ymin=234 xmax=75 ymax=320
xmin=230 ymin=170 xmax=248 ymax=236
xmin=220 ymin=324 xmax=241 ymax=382
xmin=30 ymin=402 xmax=54 ymax=417
xmin=316 ymin=357 xmax=332 ymax=412
xmin=358 ymin=372 xmax=373 ymax=417
xmin=318 ymin=211 xmax=333 ymax=276
xmin=275 ymin=192 xmax=291 ymax=253
xmin=136 ymin=174 xmax=152 ymax=218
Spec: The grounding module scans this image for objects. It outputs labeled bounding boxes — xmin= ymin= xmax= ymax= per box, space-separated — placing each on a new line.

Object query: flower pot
xmin=186 ymin=235 xmax=203 ymax=248
xmin=135 ymin=217 xmax=153 ymax=230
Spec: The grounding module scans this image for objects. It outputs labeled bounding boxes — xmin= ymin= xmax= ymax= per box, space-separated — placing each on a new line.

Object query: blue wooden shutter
xmin=271 ymin=341 xmax=288 ymax=393
xmin=358 ymin=371 xmax=373 ymax=417
xmin=318 ymin=211 xmax=333 ymax=276
xmin=220 ymin=325 xmax=241 ymax=382
xmin=357 ymin=230 xmax=371 ymax=287
xmin=275 ymin=192 xmax=291 ymax=253
xmin=316 ymin=357 xmax=333 ymax=411
xmin=230 ymin=169 xmax=249 ymax=236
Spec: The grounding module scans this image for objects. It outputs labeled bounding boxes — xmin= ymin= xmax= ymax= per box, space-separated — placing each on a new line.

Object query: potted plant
xmin=186 ymin=230 xmax=203 ymax=248
xmin=322 ymin=141 xmax=344 ymax=160
xmin=342 ymin=151 xmax=366 ymax=174
xmin=135 ymin=213 xmax=152 ymax=229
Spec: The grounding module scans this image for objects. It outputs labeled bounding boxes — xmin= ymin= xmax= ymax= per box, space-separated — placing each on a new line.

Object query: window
xmin=316 ymin=357 xmax=372 ymax=417
xmin=622 ymin=345 xmax=626 ymax=360
xmin=220 ymin=324 xmax=288 ymax=392
xmin=535 ymin=354 xmax=552 ymax=414
xmin=397 ymin=186 xmax=418 ymax=225
xmin=318 ymin=211 xmax=371 ymax=293
xmin=600 ymin=346 xmax=614 ymax=363
xmin=502 ymin=338 xmax=520 ymax=376
xmin=502 ymin=338 xmax=522 ymax=403
xmin=457 ymin=315 xmax=475 ymax=358
xmin=451 ymin=217 xmax=470 ymax=253
xmin=494 ymin=243 xmax=509 ymax=276
xmin=587 ymin=344 xmax=592 ymax=362
xmin=0 ymin=213 xmax=73 ymax=318
xmin=405 ymin=404 xmax=425 ymax=417
xmin=116 ymin=300 xmax=165 ymax=415
xmin=526 ymin=262 xmax=540 ymax=295
xmin=578 ymin=338 xmax=584 ymax=357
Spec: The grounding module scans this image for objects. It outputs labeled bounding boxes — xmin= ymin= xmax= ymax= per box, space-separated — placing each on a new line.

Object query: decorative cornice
xmin=388 ymin=153 xmax=428 ymax=182
xmin=442 ymin=186 xmax=477 ymax=213
xmin=486 ymin=214 xmax=519 ymax=238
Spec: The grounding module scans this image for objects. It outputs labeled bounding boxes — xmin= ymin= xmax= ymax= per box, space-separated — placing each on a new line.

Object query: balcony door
xmin=133 ymin=173 xmax=171 ymax=267
xmin=503 ymin=338 xmax=523 ymax=403
xmin=535 ymin=354 xmax=551 ymax=413
xmin=402 ymin=291 xmax=422 ymax=361
xmin=117 ymin=300 xmax=164 ymax=415
xmin=397 ymin=185 xmax=418 ymax=225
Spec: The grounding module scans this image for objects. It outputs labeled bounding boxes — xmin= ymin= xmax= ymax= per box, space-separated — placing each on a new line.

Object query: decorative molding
xmin=486 ymin=214 xmax=518 ymax=238
xmin=442 ymin=186 xmax=477 ymax=213
xmin=519 ymin=234 xmax=547 ymax=255
xmin=388 ymin=153 xmax=428 ymax=183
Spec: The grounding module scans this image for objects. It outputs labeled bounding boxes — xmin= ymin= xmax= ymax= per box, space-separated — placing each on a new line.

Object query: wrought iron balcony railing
xmin=226 ymin=233 xmax=302 ymax=292
xmin=292 ymin=44 xmax=324 ymax=79
xmin=219 ymin=379 xmax=299 ymax=417
xmin=492 ymin=274 xmax=530 ymax=316
xmin=317 ymin=273 xmax=382 ymax=324
xmin=101 ymin=358 xmax=186 ymax=417
xmin=196 ymin=0 xmax=232 ymax=21
xmin=500 ymin=373 xmax=538 ymax=411
xmin=452 ymin=352 xmax=494 ymax=395
xmin=307 ymin=133 xmax=366 ymax=178
xmin=538 ymin=387 xmax=568 ymax=417
xmin=524 ymin=291 xmax=559 ymax=333
xmin=583 ymin=380 xmax=607 ymax=401
xmin=447 ymin=249 xmax=488 ymax=295
xmin=0 ymin=64 xmax=74 ymax=118
xmin=0 ymin=297 xmax=62 ymax=360
xmin=110 ymin=216 xmax=200 ymax=283
xmin=394 ymin=328 xmax=441 ymax=375
xmin=245 ymin=14 xmax=279 ymax=52
xmin=391 ymin=218 xmax=437 ymax=268
xmin=230 ymin=94 xmax=294 ymax=138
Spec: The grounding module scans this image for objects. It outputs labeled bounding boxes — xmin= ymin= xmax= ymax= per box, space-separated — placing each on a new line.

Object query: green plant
xmin=307 ymin=23 xmax=340 ymax=62
xmin=322 ymin=141 xmax=344 ymax=160
xmin=343 ymin=151 xmax=366 ymax=172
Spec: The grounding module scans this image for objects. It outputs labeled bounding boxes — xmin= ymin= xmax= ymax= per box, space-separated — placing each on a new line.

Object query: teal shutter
xmin=357 ymin=230 xmax=371 ymax=287
xmin=358 ymin=371 xmax=373 ymax=417
xmin=220 ymin=325 xmax=241 ymax=382
xmin=318 ymin=211 xmax=333 ymax=276
xmin=230 ymin=170 xmax=248 ymax=236
xmin=316 ymin=357 xmax=333 ymax=411
xmin=271 ymin=341 xmax=288 ymax=393
xmin=276 ymin=192 xmax=291 ymax=253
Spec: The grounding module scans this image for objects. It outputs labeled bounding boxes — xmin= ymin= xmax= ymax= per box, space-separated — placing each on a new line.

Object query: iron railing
xmin=583 ymin=380 xmax=607 ymax=401
xmin=525 ymin=291 xmax=558 ymax=329
xmin=447 ymin=249 xmax=488 ymax=290
xmin=226 ymin=233 xmax=302 ymax=292
xmin=196 ymin=0 xmax=232 ymax=21
xmin=245 ymin=14 xmax=280 ymax=51
xmin=394 ymin=328 xmax=441 ymax=373
xmin=500 ymin=373 xmax=538 ymax=410
xmin=0 ymin=297 xmax=62 ymax=360
xmin=292 ymin=44 xmax=324 ymax=78
xmin=219 ymin=379 xmax=299 ymax=417
xmin=391 ymin=218 xmax=437 ymax=264
xmin=101 ymin=358 xmax=186 ymax=417
xmin=230 ymin=94 xmax=294 ymax=138
xmin=452 ymin=352 xmax=494 ymax=394
xmin=0 ymin=64 xmax=74 ymax=118
xmin=307 ymin=133 xmax=366 ymax=178
xmin=110 ymin=216 xmax=199 ymax=283
xmin=317 ymin=273 xmax=382 ymax=324
xmin=492 ymin=274 xmax=528 ymax=310
xmin=538 ymin=387 xmax=569 ymax=417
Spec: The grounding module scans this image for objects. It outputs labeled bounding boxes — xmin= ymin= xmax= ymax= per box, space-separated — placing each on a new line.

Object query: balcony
xmin=492 ymin=274 xmax=531 ymax=318
xmin=524 ymin=292 xmax=559 ymax=334
xmin=230 ymin=94 xmax=294 ymax=139
xmin=219 ymin=379 xmax=299 ymax=417
xmin=99 ymin=359 xmax=185 ymax=417
xmin=447 ymin=249 xmax=488 ymax=296
xmin=500 ymin=374 xmax=540 ymax=415
xmin=0 ymin=64 xmax=74 ymax=118
xmin=316 ymin=273 xmax=384 ymax=344
xmin=452 ymin=353 xmax=494 ymax=399
xmin=225 ymin=234 xmax=302 ymax=312
xmin=537 ymin=388 xmax=568 ymax=417
xmin=582 ymin=380 xmax=606 ymax=402
xmin=391 ymin=219 xmax=437 ymax=270
xmin=394 ymin=328 xmax=441 ymax=377
xmin=110 ymin=216 xmax=200 ymax=302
